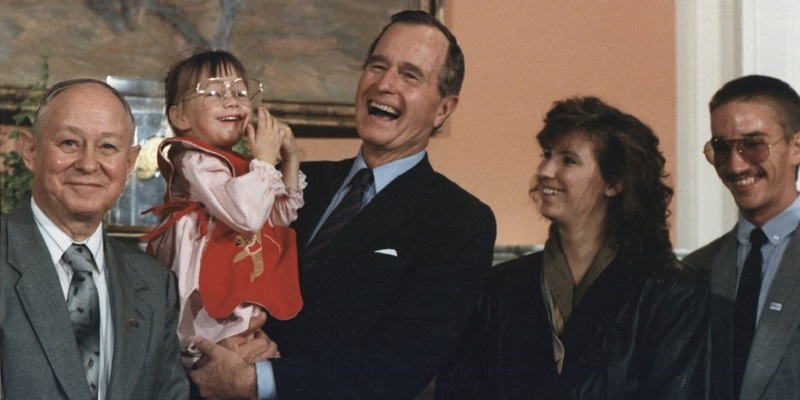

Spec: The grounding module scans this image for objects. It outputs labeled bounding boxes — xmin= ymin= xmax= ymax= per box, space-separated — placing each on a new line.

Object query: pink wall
xmin=299 ymin=1 xmax=677 ymax=245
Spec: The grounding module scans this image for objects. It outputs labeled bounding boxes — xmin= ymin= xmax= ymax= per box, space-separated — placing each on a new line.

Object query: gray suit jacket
xmin=684 ymin=222 xmax=800 ymax=400
xmin=0 ymin=200 xmax=188 ymax=399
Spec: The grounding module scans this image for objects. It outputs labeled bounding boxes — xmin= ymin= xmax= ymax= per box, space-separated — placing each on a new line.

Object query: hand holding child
xmin=220 ymin=308 xmax=279 ymax=363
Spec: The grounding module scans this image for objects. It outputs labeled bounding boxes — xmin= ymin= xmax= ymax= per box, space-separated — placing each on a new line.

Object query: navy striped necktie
xmin=303 ymin=168 xmax=373 ymax=270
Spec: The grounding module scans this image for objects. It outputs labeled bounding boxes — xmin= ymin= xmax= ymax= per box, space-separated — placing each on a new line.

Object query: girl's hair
xmin=532 ymin=96 xmax=675 ymax=266
xmin=164 ymin=49 xmax=249 ymax=134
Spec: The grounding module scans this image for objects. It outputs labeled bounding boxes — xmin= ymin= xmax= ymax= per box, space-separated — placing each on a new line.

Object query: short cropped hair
xmin=32 ymin=78 xmax=136 ymax=143
xmin=364 ymin=10 xmax=464 ymax=98
xmin=709 ymin=75 xmax=800 ymax=138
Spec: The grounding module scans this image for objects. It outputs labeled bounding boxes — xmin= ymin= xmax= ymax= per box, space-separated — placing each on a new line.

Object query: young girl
xmin=143 ymin=50 xmax=304 ymax=368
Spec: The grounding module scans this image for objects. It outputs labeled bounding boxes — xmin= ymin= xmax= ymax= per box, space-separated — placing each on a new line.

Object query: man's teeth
xmin=732 ymin=176 xmax=758 ymax=186
xmin=368 ymin=102 xmax=400 ymax=118
xmin=542 ymin=187 xmax=562 ymax=195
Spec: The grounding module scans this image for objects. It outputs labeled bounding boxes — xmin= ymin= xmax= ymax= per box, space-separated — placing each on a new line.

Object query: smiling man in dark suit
xmin=684 ymin=75 xmax=800 ymax=400
xmin=0 ymin=79 xmax=188 ymax=399
xmin=191 ymin=10 xmax=497 ymax=400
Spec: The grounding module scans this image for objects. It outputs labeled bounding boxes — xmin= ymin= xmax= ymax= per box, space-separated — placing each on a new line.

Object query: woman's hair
xmin=533 ymin=96 xmax=674 ymax=266
xmin=164 ymin=49 xmax=249 ymax=135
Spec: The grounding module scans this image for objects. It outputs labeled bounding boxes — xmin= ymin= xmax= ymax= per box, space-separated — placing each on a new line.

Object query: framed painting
xmin=0 ymin=0 xmax=444 ymax=137
xmin=0 ymin=0 xmax=444 ymax=232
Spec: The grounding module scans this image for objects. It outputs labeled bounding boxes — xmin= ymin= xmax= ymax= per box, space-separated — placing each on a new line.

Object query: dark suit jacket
xmin=684 ymin=222 xmax=800 ymax=400
xmin=264 ymin=155 xmax=497 ymax=399
xmin=436 ymin=252 xmax=708 ymax=400
xmin=0 ymin=200 xmax=188 ymax=399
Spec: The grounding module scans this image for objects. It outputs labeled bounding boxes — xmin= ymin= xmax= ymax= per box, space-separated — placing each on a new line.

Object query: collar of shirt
xmin=307 ymin=149 xmax=426 ymax=247
xmin=734 ymin=194 xmax=800 ymax=322
xmin=737 ymin=194 xmax=800 ymax=246
xmin=30 ymin=197 xmax=105 ymax=276
xmin=30 ymin=197 xmax=113 ymax=399
xmin=345 ymin=148 xmax=427 ymax=203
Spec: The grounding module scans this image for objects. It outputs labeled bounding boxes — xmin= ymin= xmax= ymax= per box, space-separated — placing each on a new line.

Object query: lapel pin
xmin=769 ymin=302 xmax=782 ymax=311
xmin=127 ymin=318 xmax=138 ymax=327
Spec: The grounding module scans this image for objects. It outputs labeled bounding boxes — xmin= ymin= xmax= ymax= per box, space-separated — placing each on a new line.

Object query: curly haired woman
xmin=437 ymin=97 xmax=708 ymax=399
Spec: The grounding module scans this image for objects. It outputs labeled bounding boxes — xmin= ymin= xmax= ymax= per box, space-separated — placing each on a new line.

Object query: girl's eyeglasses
xmin=184 ymin=77 xmax=263 ymax=110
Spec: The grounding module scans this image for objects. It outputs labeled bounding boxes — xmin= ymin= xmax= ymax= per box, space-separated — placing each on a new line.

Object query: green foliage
xmin=1 ymin=53 xmax=49 ymax=214
xmin=0 ymin=151 xmax=33 ymax=213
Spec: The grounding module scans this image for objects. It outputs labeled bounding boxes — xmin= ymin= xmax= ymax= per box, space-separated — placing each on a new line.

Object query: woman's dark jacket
xmin=436 ymin=251 xmax=708 ymax=400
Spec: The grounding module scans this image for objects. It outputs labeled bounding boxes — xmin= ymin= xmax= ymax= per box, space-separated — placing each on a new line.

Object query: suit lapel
xmin=7 ymin=203 xmax=92 ymax=400
xmin=294 ymin=159 xmax=354 ymax=250
xmin=742 ymin=221 xmax=800 ymax=399
xmin=706 ymin=229 xmax=739 ymax=398
xmin=300 ymin=157 xmax=438 ymax=290
xmin=709 ymin=228 xmax=739 ymax=301
xmin=105 ymin=241 xmax=153 ymax=400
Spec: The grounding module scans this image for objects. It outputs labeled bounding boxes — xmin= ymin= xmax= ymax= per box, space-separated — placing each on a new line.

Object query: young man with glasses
xmin=685 ymin=75 xmax=800 ymax=400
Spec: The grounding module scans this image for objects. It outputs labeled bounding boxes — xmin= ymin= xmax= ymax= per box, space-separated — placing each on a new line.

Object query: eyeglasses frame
xmin=183 ymin=77 xmax=263 ymax=107
xmin=702 ymin=135 xmax=782 ymax=166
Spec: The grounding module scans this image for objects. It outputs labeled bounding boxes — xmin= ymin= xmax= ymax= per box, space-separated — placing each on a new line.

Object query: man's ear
xmin=18 ymin=130 xmax=38 ymax=173
xmin=126 ymin=144 xmax=142 ymax=177
xmin=605 ymin=181 xmax=623 ymax=197
xmin=168 ymin=104 xmax=191 ymax=132
xmin=433 ymin=95 xmax=459 ymax=131
xmin=789 ymin=130 xmax=800 ymax=166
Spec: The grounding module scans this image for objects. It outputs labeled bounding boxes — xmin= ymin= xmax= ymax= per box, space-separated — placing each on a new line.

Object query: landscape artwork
xmin=2 ymin=0 xmax=435 ymax=106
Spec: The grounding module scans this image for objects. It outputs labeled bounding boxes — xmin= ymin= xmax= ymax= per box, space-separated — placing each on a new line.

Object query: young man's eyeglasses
xmin=703 ymin=136 xmax=779 ymax=166
xmin=185 ymin=78 xmax=263 ymax=110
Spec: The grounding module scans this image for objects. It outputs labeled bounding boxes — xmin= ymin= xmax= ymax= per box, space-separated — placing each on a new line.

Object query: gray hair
xmin=32 ymin=78 xmax=136 ymax=143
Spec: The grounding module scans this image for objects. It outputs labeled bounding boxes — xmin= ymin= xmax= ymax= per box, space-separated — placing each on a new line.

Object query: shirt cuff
xmin=255 ymin=360 xmax=277 ymax=399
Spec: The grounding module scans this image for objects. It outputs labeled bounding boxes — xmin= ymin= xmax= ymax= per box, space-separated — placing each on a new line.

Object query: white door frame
xmin=675 ymin=0 xmax=800 ymax=252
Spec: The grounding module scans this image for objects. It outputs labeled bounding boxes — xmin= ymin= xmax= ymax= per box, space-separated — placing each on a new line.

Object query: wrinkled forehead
xmin=37 ymin=82 xmax=136 ymax=140
xmin=711 ymin=99 xmax=788 ymax=136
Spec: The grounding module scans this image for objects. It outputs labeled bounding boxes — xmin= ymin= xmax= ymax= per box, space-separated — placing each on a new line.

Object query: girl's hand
xmin=215 ymin=308 xmax=279 ymax=363
xmin=279 ymin=123 xmax=298 ymax=163
xmin=245 ymin=107 xmax=282 ymax=165
xmin=276 ymin=123 xmax=301 ymax=190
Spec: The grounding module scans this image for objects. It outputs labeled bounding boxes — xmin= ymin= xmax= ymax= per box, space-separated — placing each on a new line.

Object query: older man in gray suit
xmin=685 ymin=75 xmax=800 ymax=400
xmin=0 ymin=79 xmax=188 ymax=399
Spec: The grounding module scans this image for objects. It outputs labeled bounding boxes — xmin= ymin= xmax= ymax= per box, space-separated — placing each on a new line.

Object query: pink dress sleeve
xmin=270 ymin=170 xmax=307 ymax=227
xmin=173 ymin=151 xmax=305 ymax=232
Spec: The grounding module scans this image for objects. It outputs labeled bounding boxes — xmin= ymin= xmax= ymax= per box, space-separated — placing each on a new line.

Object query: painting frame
xmin=259 ymin=0 xmax=444 ymax=138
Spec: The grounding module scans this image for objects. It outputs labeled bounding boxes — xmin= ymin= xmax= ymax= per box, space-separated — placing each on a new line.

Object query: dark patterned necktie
xmin=732 ymin=227 xmax=768 ymax=397
xmin=303 ymin=168 xmax=374 ymax=270
xmin=63 ymin=243 xmax=101 ymax=398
